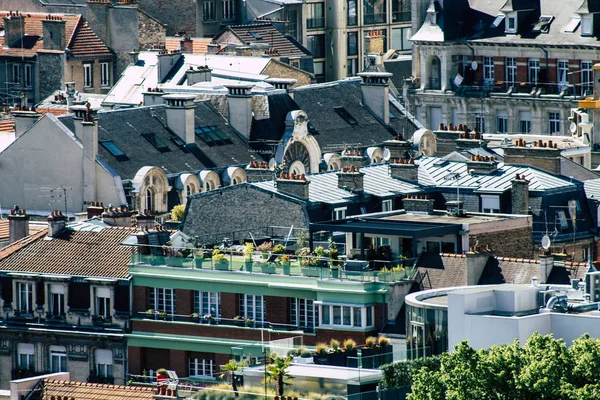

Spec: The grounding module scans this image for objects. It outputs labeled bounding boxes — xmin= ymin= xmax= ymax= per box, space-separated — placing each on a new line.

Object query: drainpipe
xmin=536 ymin=45 xmax=549 ymax=84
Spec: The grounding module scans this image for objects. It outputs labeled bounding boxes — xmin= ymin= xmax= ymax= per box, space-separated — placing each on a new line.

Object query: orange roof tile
xmin=0 ymin=119 xmax=15 ymax=132
xmin=42 ymin=379 xmax=155 ymax=400
xmin=165 ymin=37 xmax=210 ymax=54
xmin=0 ymin=226 xmax=138 ymax=279
xmin=69 ymin=20 xmax=113 ymax=59
xmin=38 ymin=107 xmax=69 ymax=116
xmin=0 ymin=220 xmax=46 ymax=241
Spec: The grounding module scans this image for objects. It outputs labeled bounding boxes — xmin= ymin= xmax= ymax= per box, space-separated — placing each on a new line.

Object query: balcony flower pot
xmin=194 ymin=257 xmax=204 ymax=269
xmin=345 ymin=348 xmax=358 ymax=368
xmin=282 ymin=262 xmax=291 ymax=275
xmin=361 ymin=347 xmax=378 ymax=369
xmin=233 ymin=316 xmax=245 ymax=327
xmin=214 ymin=260 xmax=229 ymax=271
xmin=329 ymin=351 xmax=346 ymax=366
xmin=244 ymin=318 xmax=254 ymax=327
xmin=379 ymin=344 xmax=393 ymax=365
xmin=244 ymin=260 xmax=253 ymax=272
xmin=330 ymin=266 xmax=340 ymax=279
xmin=302 ymin=266 xmax=321 ymax=278
xmin=165 ymin=257 xmax=184 ymax=267
xmin=261 ymin=263 xmax=276 ymax=274
xmin=313 ymin=354 xmax=330 ymax=365
xmin=189 ymin=313 xmax=200 ymax=323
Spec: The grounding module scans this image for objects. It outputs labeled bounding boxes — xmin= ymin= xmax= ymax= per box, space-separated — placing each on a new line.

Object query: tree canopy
xmin=383 ymin=333 xmax=600 ymax=400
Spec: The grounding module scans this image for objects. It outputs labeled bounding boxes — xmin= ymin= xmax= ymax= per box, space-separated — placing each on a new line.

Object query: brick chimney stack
xmin=8 ymin=206 xmax=29 ymax=243
xmin=3 ymin=11 xmax=25 ymax=49
xmin=47 ymin=210 xmax=67 ymax=237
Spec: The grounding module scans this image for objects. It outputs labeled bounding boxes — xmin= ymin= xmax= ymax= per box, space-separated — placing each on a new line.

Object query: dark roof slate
xmin=223 ymin=23 xmax=311 ymax=57
xmin=416 ymin=253 xmax=468 ymax=289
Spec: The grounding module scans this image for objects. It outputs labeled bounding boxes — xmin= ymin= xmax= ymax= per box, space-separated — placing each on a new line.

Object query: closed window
xmin=347 ymin=0 xmax=357 ymax=25
xmin=83 ymin=64 xmax=93 ymax=88
xmin=49 ymin=284 xmax=65 ymax=317
xmin=528 ymin=59 xmax=540 ymax=85
xmin=95 ymin=287 xmax=111 ymax=318
xmin=347 ymin=32 xmax=358 ymax=56
xmin=307 ymin=3 xmax=324 ymax=29
xmin=148 ymin=288 xmax=175 ymax=315
xmin=496 ymin=110 xmax=508 ymax=133
xmin=100 ymin=62 xmax=110 ymax=87
xmin=223 ymin=0 xmax=235 ymax=20
xmin=194 ymin=291 xmax=220 ymax=317
xmin=333 ymin=207 xmax=347 ymax=220
xmin=581 ymin=14 xmax=593 ymax=36
xmin=391 ymin=27 xmax=411 ymax=51
xmin=557 ymin=60 xmax=569 ymax=92
xmin=481 ymin=195 xmax=500 ymax=213
xmin=24 ymin=64 xmax=32 ymax=87
xmin=475 ymin=115 xmax=485 ymax=133
xmin=307 ymin=35 xmax=325 ymax=58
xmin=519 ymin=111 xmax=531 ymax=133
xmin=506 ymin=13 xmax=516 ymax=32
xmin=239 ymin=295 xmax=265 ymax=322
xmin=581 ymin=61 xmax=593 ymax=95
xmin=290 ymin=298 xmax=318 ymax=329
xmin=203 ymin=1 xmax=216 ymax=21
xmin=319 ymin=304 xmax=374 ymax=328
xmin=12 ymin=64 xmax=21 ymax=84
xmin=17 ymin=282 xmax=33 ymax=314
xmin=18 ymin=343 xmax=35 ymax=370
xmin=95 ymin=349 xmax=113 ymax=378
xmin=549 ymin=112 xmax=560 ymax=135
xmin=189 ymin=358 xmax=214 ymax=378
xmin=382 ymin=199 xmax=392 ymax=212
xmin=347 ymin=58 xmax=358 ymax=76
xmin=49 ymin=345 xmax=67 ymax=372
xmin=505 ymin=57 xmax=516 ymax=89
xmin=483 ymin=57 xmax=494 ymax=85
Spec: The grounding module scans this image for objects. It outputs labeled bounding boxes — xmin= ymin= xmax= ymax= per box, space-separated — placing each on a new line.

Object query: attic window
xmin=490 ymin=14 xmax=505 ymax=29
xmin=581 ymin=14 xmax=593 ymax=36
xmin=195 ymin=126 xmax=233 ymax=146
xmin=100 ymin=140 xmax=128 ymax=161
xmin=505 ymin=12 xmax=517 ymax=33
xmin=334 ymin=106 xmax=359 ymax=126
xmin=532 ymin=16 xmax=554 ymax=33
xmin=169 ymin=135 xmax=190 ymax=152
xmin=563 ymin=15 xmax=581 ymax=33
xmin=248 ymin=32 xmax=262 ymax=40
xmin=142 ymin=132 xmax=170 ymax=152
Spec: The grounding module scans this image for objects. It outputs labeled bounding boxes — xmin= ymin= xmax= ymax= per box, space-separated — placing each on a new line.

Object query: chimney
xmin=71 ymin=103 xmax=99 ymax=205
xmin=389 ymin=158 xmax=418 ymax=183
xmin=86 ymin=201 xmax=104 ymax=219
xmin=276 ymin=173 xmax=310 ymax=199
xmin=225 ymin=84 xmax=254 ymax=140
xmin=101 ymin=207 xmax=134 ymax=227
xmin=340 ymin=149 xmax=368 ymax=168
xmin=511 ymin=174 xmax=529 ymax=214
xmin=181 ymin=37 xmax=193 ymax=53
xmin=503 ymin=140 xmax=561 ymax=175
xmin=403 ymin=195 xmax=434 ymax=214
xmin=265 ymin=78 xmax=297 ymax=98
xmin=365 ymin=29 xmax=384 ymax=55
xmin=135 ymin=211 xmax=156 ymax=230
xmin=157 ymin=50 xmax=183 ymax=83
xmin=337 ymin=166 xmax=364 ymax=193
xmin=383 ymin=136 xmax=411 ymax=160
xmin=207 ymin=43 xmax=220 ymax=54
xmin=245 ymin=161 xmax=272 ymax=183
xmin=47 ymin=210 xmax=67 ymax=237
xmin=11 ymin=108 xmax=41 ymax=138
xmin=357 ymin=72 xmax=392 ymax=125
xmin=163 ymin=94 xmax=196 ymax=144
xmin=142 ymin=88 xmax=165 ymax=106
xmin=65 ymin=82 xmax=76 ymax=109
xmin=8 ymin=206 xmax=29 ymax=243
xmin=465 ymin=155 xmax=499 ymax=175
xmin=466 ymin=250 xmax=489 ymax=286
xmin=42 ymin=15 xmax=66 ymax=50
xmin=186 ymin=66 xmax=212 ymax=86
xmin=129 ymin=49 xmax=139 ymax=64
xmin=135 ymin=229 xmax=151 ymax=255
xmin=3 ymin=12 xmax=25 ymax=48
xmin=538 ymin=254 xmax=554 ymax=284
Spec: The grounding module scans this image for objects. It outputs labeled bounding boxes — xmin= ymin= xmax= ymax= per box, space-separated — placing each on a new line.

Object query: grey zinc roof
xmin=584 ymin=178 xmax=600 ymax=200
xmin=417 ymin=157 xmax=576 ymax=193
xmin=253 ymin=164 xmax=422 ymax=204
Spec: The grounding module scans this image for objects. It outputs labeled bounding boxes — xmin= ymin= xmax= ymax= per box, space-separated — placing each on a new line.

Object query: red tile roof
xmin=42 ymin=379 xmax=155 ymax=400
xmin=0 ymin=119 xmax=15 ymax=132
xmin=0 ymin=12 xmax=111 ymax=60
xmin=165 ymin=37 xmax=211 ymax=54
xmin=0 ymin=220 xmax=47 ymax=241
xmin=0 ymin=226 xmax=138 ymax=279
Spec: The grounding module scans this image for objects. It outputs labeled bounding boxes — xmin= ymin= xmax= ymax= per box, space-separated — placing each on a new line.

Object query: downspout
xmin=536 ymin=45 xmax=549 ymax=83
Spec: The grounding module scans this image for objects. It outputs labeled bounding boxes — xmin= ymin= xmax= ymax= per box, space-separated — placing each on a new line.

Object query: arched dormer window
xmin=145 ymin=187 xmax=155 ymax=213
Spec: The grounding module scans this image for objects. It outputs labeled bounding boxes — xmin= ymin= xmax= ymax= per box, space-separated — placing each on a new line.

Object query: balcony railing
xmin=307 ymin=17 xmax=325 ymax=29
xmin=364 ymin=13 xmax=386 ymax=24
xmin=131 ymin=251 xmax=416 ymax=284
xmin=451 ymin=81 xmax=584 ymax=98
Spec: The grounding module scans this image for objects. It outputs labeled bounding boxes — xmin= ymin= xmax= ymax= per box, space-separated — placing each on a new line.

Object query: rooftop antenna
xmin=37 ymin=186 xmax=73 ymax=215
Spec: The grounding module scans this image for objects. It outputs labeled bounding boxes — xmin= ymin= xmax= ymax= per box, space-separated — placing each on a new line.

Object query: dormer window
xmin=581 ymin=14 xmax=593 ymax=36
xmin=505 ymin=12 xmax=517 ymax=34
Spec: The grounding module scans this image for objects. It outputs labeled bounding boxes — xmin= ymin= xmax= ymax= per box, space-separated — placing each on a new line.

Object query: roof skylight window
xmin=334 ymin=106 xmax=359 ymax=127
xmin=563 ymin=15 xmax=581 ymax=33
xmin=100 ymin=140 xmax=128 ymax=161
xmin=142 ymin=132 xmax=170 ymax=152
xmin=531 ymin=16 xmax=554 ymax=33
xmin=490 ymin=14 xmax=505 ymax=28
xmin=195 ymin=126 xmax=233 ymax=146
xmin=248 ymin=32 xmax=263 ymax=40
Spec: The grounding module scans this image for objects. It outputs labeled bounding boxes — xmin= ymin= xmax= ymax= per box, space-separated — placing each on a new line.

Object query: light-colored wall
xmin=0 ymin=115 xmax=85 ymax=212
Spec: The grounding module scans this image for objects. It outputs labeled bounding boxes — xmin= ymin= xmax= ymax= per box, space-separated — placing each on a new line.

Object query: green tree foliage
xmin=400 ymin=333 xmax=600 ymax=400
xmin=219 ymin=359 xmax=247 ymax=397
xmin=170 ymin=204 xmax=185 ymax=221
xmin=265 ymin=356 xmax=293 ymax=397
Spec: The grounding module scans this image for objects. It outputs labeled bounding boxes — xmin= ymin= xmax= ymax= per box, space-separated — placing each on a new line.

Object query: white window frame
xmin=549 ymin=112 xmax=561 ymax=135
xmin=189 ymin=358 xmax=214 ymax=378
xmin=94 ymin=287 xmax=111 ymax=318
xmin=333 ymin=207 xmax=347 ymax=220
xmin=18 ymin=343 xmax=35 ymax=370
xmin=505 ymin=57 xmax=516 ymax=89
xmin=95 ymin=349 xmax=113 ymax=378
xmin=483 ymin=56 xmax=494 ymax=85
xmin=48 ymin=284 xmax=65 ymax=317
xmin=203 ymin=1 xmax=216 ymax=21
xmin=100 ymin=62 xmax=110 ymax=87
xmin=519 ymin=111 xmax=532 ymax=133
xmin=382 ymin=199 xmax=393 ymax=212
xmin=496 ymin=110 xmax=508 ymax=133
xmin=49 ymin=345 xmax=67 ymax=372
xmin=581 ymin=14 xmax=593 ymax=36
xmin=581 ymin=61 xmax=593 ymax=96
xmin=16 ymin=281 xmax=34 ymax=314
xmin=290 ymin=298 xmax=318 ymax=329
xmin=148 ymin=288 xmax=175 ymax=315
xmin=223 ymin=0 xmax=235 ymax=20
xmin=83 ymin=64 xmax=93 ymax=88
xmin=24 ymin=64 xmax=32 ymax=87
xmin=475 ymin=115 xmax=485 ymax=133
xmin=505 ymin=12 xmax=517 ymax=33
xmin=319 ymin=304 xmax=374 ymax=329
xmin=557 ymin=60 xmax=569 ymax=92
xmin=194 ymin=291 xmax=220 ymax=317
xmin=528 ymin=59 xmax=540 ymax=85
xmin=481 ymin=195 xmax=500 ymax=213
xmin=239 ymin=294 xmax=265 ymax=322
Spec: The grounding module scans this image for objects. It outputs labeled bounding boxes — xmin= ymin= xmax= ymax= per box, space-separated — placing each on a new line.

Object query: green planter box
xmin=302 ymin=267 xmax=322 ymax=277
xmin=261 ymin=263 xmax=276 ymax=274
xmin=165 ymin=257 xmax=185 ymax=267
xmin=215 ymin=261 xmax=229 ymax=271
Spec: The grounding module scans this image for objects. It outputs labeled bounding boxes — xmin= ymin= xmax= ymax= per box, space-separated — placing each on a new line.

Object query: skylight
xmin=169 ymin=135 xmax=190 ymax=152
xmin=195 ymin=126 xmax=233 ymax=146
xmin=100 ymin=140 xmax=127 ymax=161
xmin=248 ymin=32 xmax=263 ymax=40
xmin=490 ymin=14 xmax=505 ymax=29
xmin=334 ymin=106 xmax=359 ymax=127
xmin=564 ymin=15 xmax=581 ymax=33
xmin=532 ymin=16 xmax=554 ymax=33
xmin=142 ymin=132 xmax=170 ymax=152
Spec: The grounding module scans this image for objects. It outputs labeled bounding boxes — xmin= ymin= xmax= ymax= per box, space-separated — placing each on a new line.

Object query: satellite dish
xmin=541 ymin=235 xmax=551 ymax=250
xmin=383 ymin=148 xmax=391 ymax=161
xmin=268 ymin=158 xmax=276 ymax=169
xmin=569 ymin=122 xmax=577 ymax=134
xmin=471 ymin=61 xmax=478 ymax=71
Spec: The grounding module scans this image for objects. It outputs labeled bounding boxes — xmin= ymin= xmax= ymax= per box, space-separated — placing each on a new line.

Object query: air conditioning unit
xmin=585 ymin=271 xmax=600 ymax=302
xmin=569 ymin=109 xmax=592 ymax=137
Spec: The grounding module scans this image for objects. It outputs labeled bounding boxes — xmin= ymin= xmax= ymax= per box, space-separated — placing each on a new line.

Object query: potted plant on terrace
xmin=244 ymin=317 xmax=254 ymax=327
xmin=204 ymin=314 xmax=216 ymax=324
xmin=313 ymin=343 xmax=329 ymax=365
xmin=194 ymin=247 xmax=205 ymax=269
xmin=361 ymin=336 xmax=378 ymax=369
xmin=298 ymin=247 xmax=321 ymax=277
xmin=329 ymin=339 xmax=345 ymax=366
xmin=244 ymin=242 xmax=254 ymax=271
xmin=378 ymin=335 xmax=393 ymax=365
xmin=189 ymin=313 xmax=200 ymax=323
xmin=212 ymin=248 xmax=229 ymax=271
xmin=343 ymin=339 xmax=358 ymax=367
xmin=257 ymin=241 xmax=272 ymax=259
xmin=280 ymin=254 xmax=291 ymax=274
